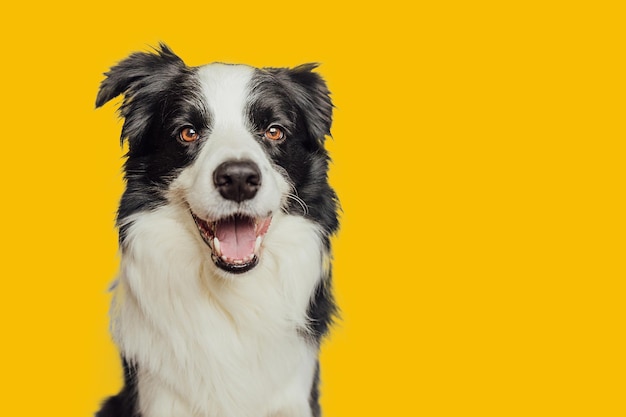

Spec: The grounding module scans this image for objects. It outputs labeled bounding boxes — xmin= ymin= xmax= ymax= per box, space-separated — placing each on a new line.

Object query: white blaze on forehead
xmin=196 ymin=63 xmax=255 ymax=130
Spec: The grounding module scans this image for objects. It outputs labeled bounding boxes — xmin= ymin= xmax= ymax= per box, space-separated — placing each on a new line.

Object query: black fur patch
xmin=96 ymin=359 xmax=138 ymax=417
xmin=248 ymin=68 xmax=339 ymax=236
xmin=96 ymin=45 xmax=210 ymax=242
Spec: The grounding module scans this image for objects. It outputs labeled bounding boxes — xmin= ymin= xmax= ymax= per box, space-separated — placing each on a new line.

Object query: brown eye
xmin=179 ymin=127 xmax=199 ymax=142
xmin=264 ymin=126 xmax=285 ymax=141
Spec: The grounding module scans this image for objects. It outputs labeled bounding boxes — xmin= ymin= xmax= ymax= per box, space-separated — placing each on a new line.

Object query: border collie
xmin=95 ymin=44 xmax=339 ymax=417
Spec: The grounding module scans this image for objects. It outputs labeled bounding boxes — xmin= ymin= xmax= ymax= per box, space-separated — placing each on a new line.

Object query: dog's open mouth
xmin=192 ymin=212 xmax=272 ymax=274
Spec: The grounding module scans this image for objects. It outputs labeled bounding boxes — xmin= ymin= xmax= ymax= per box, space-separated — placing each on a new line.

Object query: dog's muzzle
xmin=191 ymin=159 xmax=272 ymax=274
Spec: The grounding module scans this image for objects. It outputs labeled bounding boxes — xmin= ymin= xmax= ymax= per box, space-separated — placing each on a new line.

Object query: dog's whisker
xmin=274 ymin=164 xmax=309 ymax=215
xmin=286 ymin=193 xmax=309 ymax=215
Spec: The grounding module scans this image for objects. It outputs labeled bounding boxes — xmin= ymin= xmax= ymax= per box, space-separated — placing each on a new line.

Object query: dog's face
xmin=96 ymin=45 xmax=338 ymax=275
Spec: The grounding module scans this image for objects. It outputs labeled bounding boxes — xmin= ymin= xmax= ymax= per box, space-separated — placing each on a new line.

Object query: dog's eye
xmin=179 ymin=127 xmax=199 ymax=142
xmin=264 ymin=126 xmax=285 ymax=141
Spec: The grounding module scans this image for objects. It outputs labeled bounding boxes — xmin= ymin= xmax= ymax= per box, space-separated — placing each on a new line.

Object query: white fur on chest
xmin=110 ymin=204 xmax=324 ymax=417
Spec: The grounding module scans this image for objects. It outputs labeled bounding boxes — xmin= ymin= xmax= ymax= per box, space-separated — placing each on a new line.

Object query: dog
xmin=95 ymin=44 xmax=339 ymax=417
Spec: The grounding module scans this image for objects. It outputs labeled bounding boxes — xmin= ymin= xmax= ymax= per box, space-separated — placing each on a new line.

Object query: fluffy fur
xmin=95 ymin=44 xmax=339 ymax=417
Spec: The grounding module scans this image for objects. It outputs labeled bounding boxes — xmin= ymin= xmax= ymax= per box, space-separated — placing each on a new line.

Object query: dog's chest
xmin=132 ymin=306 xmax=317 ymax=417
xmin=112 ymin=207 xmax=323 ymax=416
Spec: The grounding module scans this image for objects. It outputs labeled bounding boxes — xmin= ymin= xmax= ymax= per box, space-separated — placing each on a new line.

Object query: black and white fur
xmin=95 ymin=45 xmax=339 ymax=417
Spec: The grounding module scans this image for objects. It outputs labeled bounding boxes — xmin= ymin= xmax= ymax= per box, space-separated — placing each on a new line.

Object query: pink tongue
xmin=215 ymin=217 xmax=256 ymax=260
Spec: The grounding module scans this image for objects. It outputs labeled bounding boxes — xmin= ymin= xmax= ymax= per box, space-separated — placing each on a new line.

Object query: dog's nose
xmin=213 ymin=160 xmax=262 ymax=202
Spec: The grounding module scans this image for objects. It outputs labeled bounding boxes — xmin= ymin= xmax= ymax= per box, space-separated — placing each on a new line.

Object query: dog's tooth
xmin=213 ymin=237 xmax=222 ymax=256
xmin=254 ymin=236 xmax=262 ymax=254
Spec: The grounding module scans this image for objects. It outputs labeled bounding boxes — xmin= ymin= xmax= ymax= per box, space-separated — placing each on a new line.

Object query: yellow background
xmin=1 ymin=1 xmax=624 ymax=416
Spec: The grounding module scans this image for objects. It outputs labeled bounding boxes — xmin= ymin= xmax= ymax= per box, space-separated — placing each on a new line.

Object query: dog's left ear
xmin=268 ymin=64 xmax=333 ymax=143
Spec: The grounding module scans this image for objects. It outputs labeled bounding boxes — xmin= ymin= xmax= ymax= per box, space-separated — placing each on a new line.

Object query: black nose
xmin=213 ymin=160 xmax=262 ymax=202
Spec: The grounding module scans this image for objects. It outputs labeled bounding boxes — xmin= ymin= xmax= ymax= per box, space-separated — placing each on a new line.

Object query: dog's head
xmin=96 ymin=44 xmax=338 ymax=274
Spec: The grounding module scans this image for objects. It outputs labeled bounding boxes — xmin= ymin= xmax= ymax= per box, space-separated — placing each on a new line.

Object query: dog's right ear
xmin=96 ymin=43 xmax=184 ymax=107
xmin=96 ymin=44 xmax=186 ymax=147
